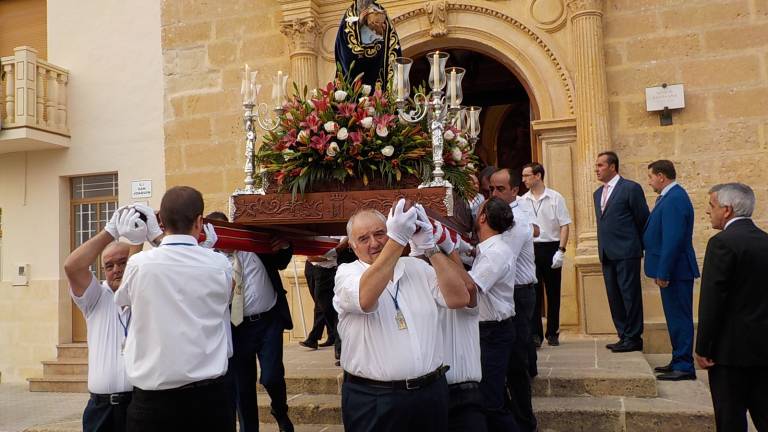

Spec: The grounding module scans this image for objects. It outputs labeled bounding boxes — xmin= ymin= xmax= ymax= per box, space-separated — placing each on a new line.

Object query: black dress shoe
xmin=334 ymin=360 xmax=341 ymax=367
xmin=547 ymin=336 xmax=560 ymax=346
xmin=276 ymin=415 xmax=294 ymax=432
xmin=533 ymin=335 xmax=543 ymax=348
xmin=299 ymin=340 xmax=318 ymax=350
xmin=318 ymin=339 xmax=335 ymax=348
xmin=654 ymin=363 xmax=674 ymax=373
xmin=656 ymin=370 xmax=696 ymax=381
xmin=610 ymin=341 xmax=643 ymax=353
xmin=605 ymin=340 xmax=622 ymax=350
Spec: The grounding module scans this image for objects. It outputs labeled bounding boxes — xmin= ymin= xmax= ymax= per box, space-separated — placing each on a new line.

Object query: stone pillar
xmin=280 ymin=18 xmax=320 ymax=94
xmin=566 ymin=0 xmax=611 ymax=254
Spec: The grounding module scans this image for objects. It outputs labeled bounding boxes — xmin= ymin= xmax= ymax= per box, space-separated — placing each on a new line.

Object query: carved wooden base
xmin=232 ymin=187 xmax=450 ymax=236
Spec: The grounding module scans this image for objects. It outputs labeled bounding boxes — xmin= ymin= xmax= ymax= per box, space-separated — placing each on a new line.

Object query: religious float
xmin=207 ymin=1 xmax=483 ymax=252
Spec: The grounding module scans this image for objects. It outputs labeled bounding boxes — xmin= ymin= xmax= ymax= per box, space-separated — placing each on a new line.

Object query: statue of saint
xmin=334 ymin=0 xmax=402 ymax=87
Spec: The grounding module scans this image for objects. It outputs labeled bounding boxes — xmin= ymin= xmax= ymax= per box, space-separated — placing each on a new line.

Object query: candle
xmin=397 ymin=63 xmax=404 ymax=100
xmin=277 ymin=70 xmax=284 ymax=106
xmin=241 ymin=64 xmax=250 ymax=102
xmin=450 ymin=69 xmax=457 ymax=107
xmin=432 ymin=52 xmax=440 ymax=90
xmin=470 ymin=109 xmax=478 ymax=136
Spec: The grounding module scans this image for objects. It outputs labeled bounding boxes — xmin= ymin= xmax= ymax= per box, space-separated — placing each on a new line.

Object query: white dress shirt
xmin=521 ymin=187 xmax=572 ymax=243
xmin=600 ymin=174 xmax=622 ymax=212
xmin=724 ymin=216 xmax=750 ymax=230
xmin=441 ymin=306 xmax=482 ymax=384
xmin=235 ymin=250 xmax=277 ymax=316
xmin=506 ymin=201 xmax=538 ymax=285
xmin=333 ymin=258 xmax=447 ymax=381
xmin=115 ymin=234 xmax=233 ymax=390
xmin=470 ymin=234 xmax=517 ymax=321
xmin=70 ymin=275 xmax=132 ymax=394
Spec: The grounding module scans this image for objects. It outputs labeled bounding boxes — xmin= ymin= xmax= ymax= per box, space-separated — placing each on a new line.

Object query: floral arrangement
xmin=258 ymin=72 xmax=477 ymax=198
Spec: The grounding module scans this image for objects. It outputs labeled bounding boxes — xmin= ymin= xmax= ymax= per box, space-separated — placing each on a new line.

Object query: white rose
xmin=361 ymin=84 xmax=372 ymax=96
xmin=334 ymin=90 xmax=348 ymax=102
xmin=337 ymin=127 xmax=349 ymax=140
xmin=443 ymin=130 xmax=456 ymax=140
xmin=367 ymin=106 xmax=376 ymax=115
xmin=467 ymin=163 xmax=475 ymax=170
xmin=451 ymin=147 xmax=463 ymax=162
xmin=324 ymin=121 xmax=338 ymax=133
xmin=381 ymin=145 xmax=395 ymax=157
xmin=376 ymin=124 xmax=389 ymax=138
xmin=361 ymin=117 xmax=373 ymax=129
xmin=327 ymin=142 xmax=340 ymax=157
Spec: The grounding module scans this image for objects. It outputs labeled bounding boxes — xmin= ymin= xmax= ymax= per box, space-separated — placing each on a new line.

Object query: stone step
xmin=28 ymin=375 xmax=88 ymax=393
xmin=56 ymin=343 xmax=88 ymax=359
xmin=42 ymin=359 xmax=89 ymax=376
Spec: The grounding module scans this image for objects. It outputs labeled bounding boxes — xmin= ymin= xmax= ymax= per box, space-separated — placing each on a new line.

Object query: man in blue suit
xmin=594 ymin=151 xmax=650 ymax=353
xmin=643 ymin=160 xmax=699 ymax=380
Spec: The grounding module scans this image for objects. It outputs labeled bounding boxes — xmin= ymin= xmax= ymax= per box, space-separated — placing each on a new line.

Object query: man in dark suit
xmin=593 ymin=151 xmax=650 ymax=353
xmin=696 ymin=183 xmax=768 ymax=431
xmin=642 ymin=160 xmax=699 ymax=380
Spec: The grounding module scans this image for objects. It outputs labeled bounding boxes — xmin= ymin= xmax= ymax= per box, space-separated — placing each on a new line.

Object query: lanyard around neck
xmin=386 ymin=280 xmax=401 ymax=311
xmin=118 ymin=309 xmax=131 ymax=339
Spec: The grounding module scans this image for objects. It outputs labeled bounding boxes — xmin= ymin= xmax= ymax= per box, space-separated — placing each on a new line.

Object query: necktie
xmin=600 ymin=184 xmax=611 ymax=213
xmin=230 ymin=253 xmax=244 ymax=326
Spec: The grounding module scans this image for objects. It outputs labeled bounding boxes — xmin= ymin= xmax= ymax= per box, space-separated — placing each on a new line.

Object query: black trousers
xmin=508 ymin=285 xmax=537 ymax=432
xmin=533 ymin=241 xmax=562 ymax=339
xmin=480 ymin=318 xmax=520 ymax=432
xmin=304 ymin=261 xmax=332 ymax=343
xmin=126 ymin=378 xmax=232 ymax=432
xmin=448 ymin=382 xmax=487 ymax=432
xmin=708 ymin=364 xmax=768 ymax=431
xmin=83 ymin=393 xmax=132 ymax=432
xmin=341 ymin=374 xmax=449 ymax=432
xmin=601 ymin=257 xmax=644 ymax=344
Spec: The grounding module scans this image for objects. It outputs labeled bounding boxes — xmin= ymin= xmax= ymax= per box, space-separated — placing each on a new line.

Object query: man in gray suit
xmin=593 ymin=151 xmax=650 ymax=353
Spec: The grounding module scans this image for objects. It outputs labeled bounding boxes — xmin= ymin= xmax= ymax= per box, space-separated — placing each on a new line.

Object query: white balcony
xmin=0 ymin=46 xmax=70 ymax=154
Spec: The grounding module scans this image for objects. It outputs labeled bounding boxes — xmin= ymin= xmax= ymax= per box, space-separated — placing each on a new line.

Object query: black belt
xmin=176 ymin=375 xmax=224 ymax=391
xmin=243 ymin=306 xmax=276 ymax=322
xmin=91 ymin=391 xmax=132 ymax=405
xmin=479 ymin=316 xmax=513 ymax=327
xmin=449 ymin=381 xmax=480 ymax=391
xmin=515 ymin=283 xmax=535 ymax=289
xmin=344 ymin=365 xmax=449 ymax=391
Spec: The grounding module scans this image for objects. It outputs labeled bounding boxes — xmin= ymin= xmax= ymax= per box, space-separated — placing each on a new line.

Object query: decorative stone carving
xmin=425 ymin=0 xmax=448 ymax=38
xmin=394 ymin=3 xmax=575 ymax=116
xmin=530 ymin=0 xmax=567 ymax=33
xmin=566 ymin=0 xmax=603 ymax=17
xmin=280 ymin=17 xmax=320 ymax=54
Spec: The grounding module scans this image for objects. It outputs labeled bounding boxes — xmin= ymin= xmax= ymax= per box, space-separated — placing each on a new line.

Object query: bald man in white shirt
xmin=334 ymin=200 xmax=470 ymax=432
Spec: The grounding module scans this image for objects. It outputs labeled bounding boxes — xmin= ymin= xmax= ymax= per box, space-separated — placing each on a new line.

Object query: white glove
xmin=116 ymin=208 xmax=148 ymax=245
xmin=433 ymin=221 xmax=456 ymax=254
xmin=132 ymin=204 xmax=163 ymax=242
xmin=386 ymin=199 xmax=418 ymax=246
xmin=551 ymin=250 xmax=565 ymax=269
xmin=104 ymin=206 xmax=128 ymax=240
xmin=199 ymin=223 xmax=218 ymax=249
xmin=409 ymin=204 xmax=436 ymax=255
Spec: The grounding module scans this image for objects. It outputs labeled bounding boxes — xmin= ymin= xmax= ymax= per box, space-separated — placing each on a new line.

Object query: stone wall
xmin=604 ymin=0 xmax=768 ymax=317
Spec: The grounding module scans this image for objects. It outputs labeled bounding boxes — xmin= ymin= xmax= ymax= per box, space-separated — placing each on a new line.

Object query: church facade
xmin=0 ymin=0 xmax=767 ymax=383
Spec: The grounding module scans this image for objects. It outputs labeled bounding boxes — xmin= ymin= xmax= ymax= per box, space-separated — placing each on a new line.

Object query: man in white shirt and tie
xmin=521 ymin=162 xmax=572 ymax=347
xmin=203 ymin=211 xmax=295 ymax=432
xmin=64 ymin=206 xmax=156 ymax=432
xmin=114 ymin=186 xmax=234 ymax=431
xmin=334 ymin=199 xmax=470 ymax=432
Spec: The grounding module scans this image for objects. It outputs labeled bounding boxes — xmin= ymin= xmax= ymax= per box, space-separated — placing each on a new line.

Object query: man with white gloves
xmin=521 ymin=163 xmax=572 ymax=347
xmin=333 ymin=199 xmax=471 ymax=432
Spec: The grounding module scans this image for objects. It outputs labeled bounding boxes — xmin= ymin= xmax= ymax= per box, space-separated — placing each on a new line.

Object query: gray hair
xmin=709 ymin=183 xmax=755 ymax=217
xmin=346 ymin=209 xmax=387 ymax=243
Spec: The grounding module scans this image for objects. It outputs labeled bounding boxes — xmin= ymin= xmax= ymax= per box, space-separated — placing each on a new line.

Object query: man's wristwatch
xmin=424 ymin=246 xmax=442 ymax=259
xmin=558 ymin=246 xmax=566 ymax=253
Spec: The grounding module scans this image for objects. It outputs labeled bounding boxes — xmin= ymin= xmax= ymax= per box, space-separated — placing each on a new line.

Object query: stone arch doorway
xmin=406 ymin=48 xmax=533 ymax=175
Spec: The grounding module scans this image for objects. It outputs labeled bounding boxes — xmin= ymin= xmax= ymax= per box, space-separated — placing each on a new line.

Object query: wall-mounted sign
xmin=645 ymin=84 xmax=685 ymax=111
xmin=131 ymin=180 xmax=152 ymax=199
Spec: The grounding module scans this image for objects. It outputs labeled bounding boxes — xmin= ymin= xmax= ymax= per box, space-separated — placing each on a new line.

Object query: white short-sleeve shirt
xmin=521 ymin=188 xmax=572 ymax=243
xmin=441 ymin=306 xmax=482 ymax=384
xmin=333 ymin=257 xmax=447 ymax=381
xmin=70 ymin=275 xmax=132 ymax=394
xmin=506 ymin=201 xmax=538 ymax=285
xmin=235 ymin=251 xmax=277 ymax=316
xmin=470 ymin=234 xmax=517 ymax=321
xmin=114 ymin=234 xmax=233 ymax=391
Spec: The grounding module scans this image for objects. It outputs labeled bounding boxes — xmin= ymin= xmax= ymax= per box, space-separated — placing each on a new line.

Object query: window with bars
xmin=70 ymin=174 xmax=118 ymax=279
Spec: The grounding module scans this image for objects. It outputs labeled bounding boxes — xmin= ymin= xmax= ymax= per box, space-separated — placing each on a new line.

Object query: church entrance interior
xmin=407 ymin=48 xmax=533 ymax=185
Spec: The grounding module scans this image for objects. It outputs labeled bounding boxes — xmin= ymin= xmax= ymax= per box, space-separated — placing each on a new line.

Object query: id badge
xmin=395 ymin=309 xmax=408 ymax=330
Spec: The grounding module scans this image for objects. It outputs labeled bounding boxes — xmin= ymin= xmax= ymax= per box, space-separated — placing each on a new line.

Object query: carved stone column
xmin=566 ymin=0 xmax=611 ymax=254
xmin=280 ymin=18 xmax=320 ymax=93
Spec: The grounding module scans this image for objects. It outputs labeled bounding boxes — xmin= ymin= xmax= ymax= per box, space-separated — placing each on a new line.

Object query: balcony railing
xmin=0 ymin=46 xmax=70 ymax=153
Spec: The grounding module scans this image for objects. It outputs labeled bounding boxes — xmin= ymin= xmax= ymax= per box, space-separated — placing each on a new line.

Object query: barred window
xmin=70 ymin=174 xmax=118 ymax=278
